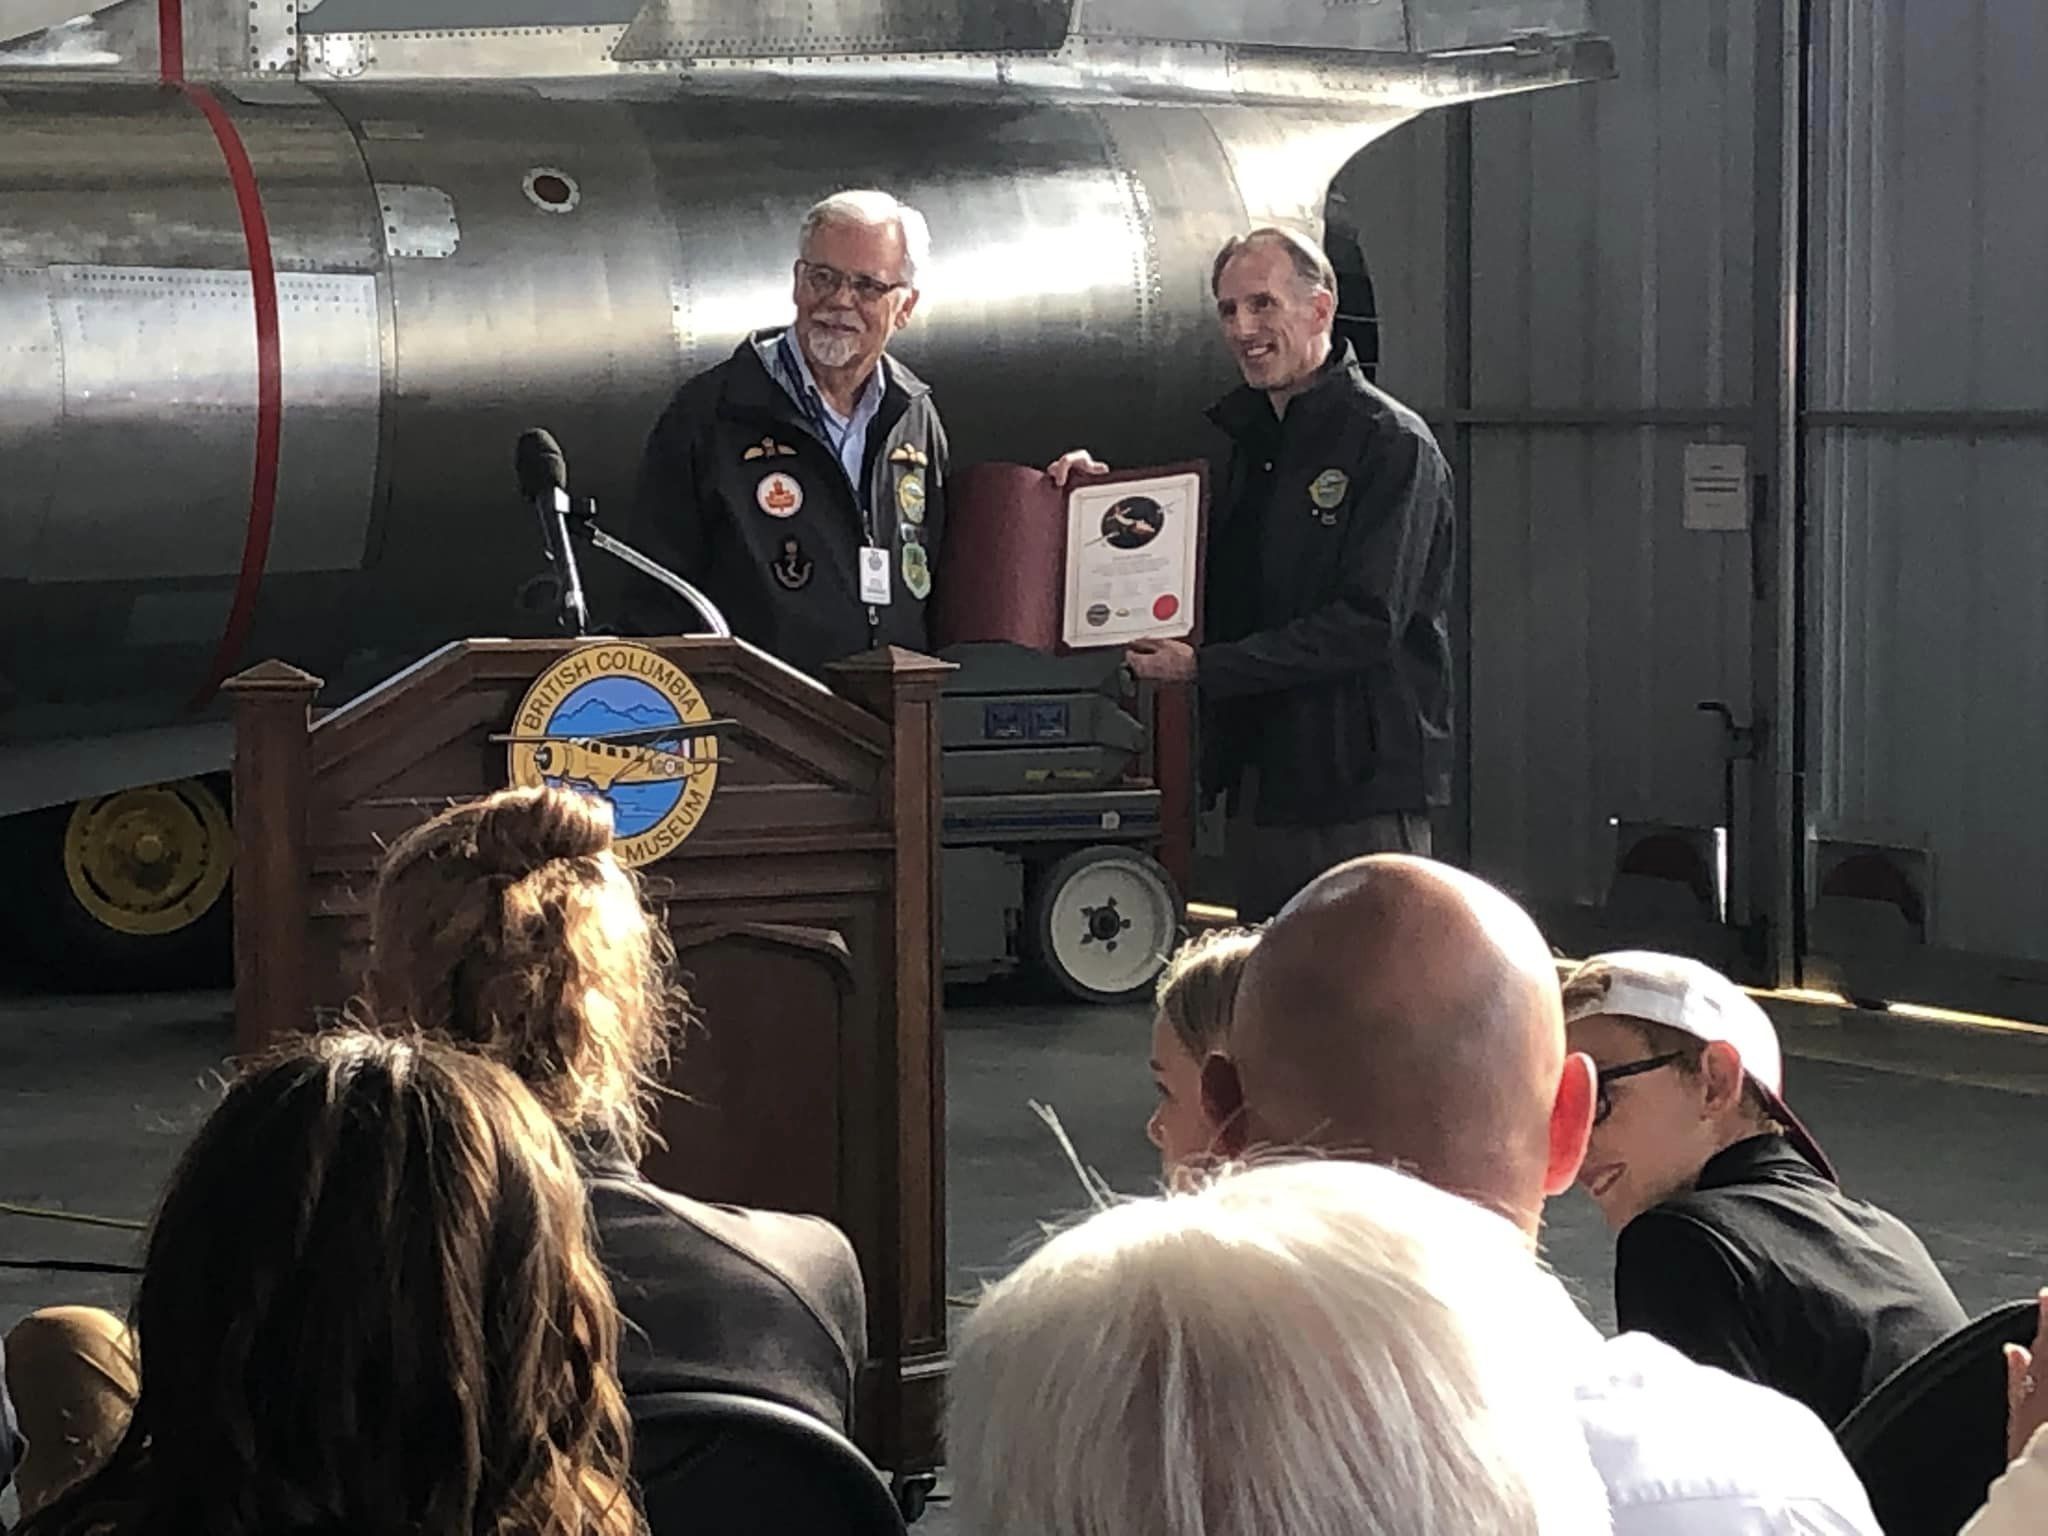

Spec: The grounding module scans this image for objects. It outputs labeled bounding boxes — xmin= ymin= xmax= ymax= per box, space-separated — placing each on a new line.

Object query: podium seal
xmin=505 ymin=642 xmax=719 ymax=865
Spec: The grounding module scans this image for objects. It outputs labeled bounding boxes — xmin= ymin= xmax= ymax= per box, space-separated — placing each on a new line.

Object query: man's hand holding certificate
xmin=1044 ymin=452 xmax=1206 ymax=656
xmin=931 ymin=455 xmax=1206 ymax=658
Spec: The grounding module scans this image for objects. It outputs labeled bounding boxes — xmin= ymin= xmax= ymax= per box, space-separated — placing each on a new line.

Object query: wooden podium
xmin=223 ymin=636 xmax=953 ymax=1482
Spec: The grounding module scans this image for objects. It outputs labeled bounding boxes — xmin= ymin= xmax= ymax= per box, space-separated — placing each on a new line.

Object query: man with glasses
xmin=1563 ymin=951 xmax=1964 ymax=1428
xmin=1199 ymin=855 xmax=1884 ymax=1533
xmin=624 ymin=189 xmax=949 ymax=676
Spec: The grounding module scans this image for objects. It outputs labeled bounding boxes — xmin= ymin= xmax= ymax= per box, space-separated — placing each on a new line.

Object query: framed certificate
xmin=1060 ymin=463 xmax=1207 ymax=651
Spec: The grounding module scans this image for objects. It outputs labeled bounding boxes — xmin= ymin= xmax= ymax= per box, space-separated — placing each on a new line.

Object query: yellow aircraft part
xmin=62 ymin=779 xmax=233 ymax=937
xmin=529 ymin=738 xmax=703 ymax=792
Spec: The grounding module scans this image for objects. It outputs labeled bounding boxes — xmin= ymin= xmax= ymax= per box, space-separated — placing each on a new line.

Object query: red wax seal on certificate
xmin=1153 ymin=594 xmax=1180 ymax=622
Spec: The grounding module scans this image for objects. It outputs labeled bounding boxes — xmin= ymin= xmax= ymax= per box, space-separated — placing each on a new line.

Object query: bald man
xmin=1201 ymin=856 xmax=1882 ymax=1536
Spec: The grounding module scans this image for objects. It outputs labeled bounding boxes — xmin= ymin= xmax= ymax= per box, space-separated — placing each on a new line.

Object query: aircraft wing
xmin=492 ymin=719 xmax=737 ymax=746
xmin=2 ymin=0 xmax=116 ymax=44
xmin=611 ymin=0 xmax=1593 ymax=62
xmin=5 ymin=0 xmax=1606 ymax=98
xmin=591 ymin=0 xmax=1609 ymax=111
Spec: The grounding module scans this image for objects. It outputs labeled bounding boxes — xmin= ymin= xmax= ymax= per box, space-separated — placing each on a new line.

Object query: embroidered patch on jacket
xmin=756 ymin=471 xmax=803 ymax=518
xmin=1309 ymin=468 xmax=1350 ymax=510
xmin=896 ymin=470 xmax=927 ymax=524
xmin=770 ymin=536 xmax=813 ymax=591
xmin=901 ymin=538 xmax=932 ymax=600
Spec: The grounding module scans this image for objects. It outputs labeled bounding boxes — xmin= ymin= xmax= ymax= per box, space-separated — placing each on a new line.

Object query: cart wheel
xmin=1026 ymin=845 xmax=1182 ymax=1004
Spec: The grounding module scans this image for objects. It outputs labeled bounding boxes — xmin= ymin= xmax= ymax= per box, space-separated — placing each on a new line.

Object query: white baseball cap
xmin=1561 ymin=950 xmax=1836 ymax=1182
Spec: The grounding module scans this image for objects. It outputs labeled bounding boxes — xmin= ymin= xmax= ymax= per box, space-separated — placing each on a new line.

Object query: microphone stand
xmin=538 ymin=484 xmax=591 ymax=637
xmin=564 ymin=496 xmax=732 ymax=639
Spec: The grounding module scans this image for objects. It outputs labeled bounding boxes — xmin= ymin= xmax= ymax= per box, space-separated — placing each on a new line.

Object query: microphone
xmin=514 ymin=427 xmax=589 ymax=636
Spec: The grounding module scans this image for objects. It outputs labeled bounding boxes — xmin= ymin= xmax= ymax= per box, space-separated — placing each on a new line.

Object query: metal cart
xmin=937 ymin=643 xmax=1183 ymax=1002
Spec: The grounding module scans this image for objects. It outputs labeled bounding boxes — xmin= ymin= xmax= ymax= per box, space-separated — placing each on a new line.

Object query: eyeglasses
xmin=796 ymin=260 xmax=904 ymax=306
xmin=1593 ymin=1052 xmax=1686 ymax=1125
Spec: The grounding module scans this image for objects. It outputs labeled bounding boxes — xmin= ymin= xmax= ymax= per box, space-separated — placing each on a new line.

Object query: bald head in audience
xmin=1202 ymin=856 xmax=1596 ymax=1236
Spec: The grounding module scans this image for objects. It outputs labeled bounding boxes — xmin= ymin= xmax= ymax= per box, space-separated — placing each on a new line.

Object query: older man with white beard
xmin=624 ymin=189 xmax=950 ymax=676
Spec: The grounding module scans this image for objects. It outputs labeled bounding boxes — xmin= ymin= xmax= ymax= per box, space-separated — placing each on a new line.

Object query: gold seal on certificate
xmin=1061 ymin=465 xmax=1206 ymax=651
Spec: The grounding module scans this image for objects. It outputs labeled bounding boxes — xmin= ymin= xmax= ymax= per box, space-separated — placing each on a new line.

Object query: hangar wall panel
xmin=1467 ymin=428 xmax=1755 ymax=908
xmin=1361 ymin=0 xmax=1764 ymax=912
xmin=1808 ymin=0 xmax=2048 ymax=970
xmin=1468 ymin=0 xmax=1758 ymax=414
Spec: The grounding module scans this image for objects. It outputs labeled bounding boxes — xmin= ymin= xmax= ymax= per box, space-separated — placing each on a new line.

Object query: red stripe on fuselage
xmin=158 ymin=0 xmax=183 ymax=82
xmin=180 ymin=84 xmax=285 ymax=709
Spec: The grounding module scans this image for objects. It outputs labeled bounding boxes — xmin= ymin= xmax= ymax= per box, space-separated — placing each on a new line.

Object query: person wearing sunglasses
xmin=624 ymin=188 xmax=949 ymax=677
xmin=1563 ymin=950 xmax=1965 ymax=1428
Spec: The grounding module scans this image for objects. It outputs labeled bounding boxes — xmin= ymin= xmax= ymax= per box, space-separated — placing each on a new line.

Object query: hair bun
xmin=472 ymin=786 xmax=615 ymax=879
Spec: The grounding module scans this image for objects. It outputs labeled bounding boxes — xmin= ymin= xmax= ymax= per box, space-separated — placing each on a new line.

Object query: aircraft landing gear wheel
xmin=1 ymin=777 xmax=235 ymax=990
xmin=1026 ymin=845 xmax=1181 ymax=1004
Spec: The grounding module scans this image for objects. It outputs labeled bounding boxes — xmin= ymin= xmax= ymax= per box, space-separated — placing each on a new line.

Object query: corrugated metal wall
xmin=1808 ymin=0 xmax=2048 ymax=967
xmin=1339 ymin=0 xmax=2048 ymax=999
xmin=1341 ymin=0 xmax=1764 ymax=915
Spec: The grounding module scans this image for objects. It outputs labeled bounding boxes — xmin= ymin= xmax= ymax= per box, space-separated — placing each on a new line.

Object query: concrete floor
xmin=3 ymin=981 xmax=2045 ymax=1532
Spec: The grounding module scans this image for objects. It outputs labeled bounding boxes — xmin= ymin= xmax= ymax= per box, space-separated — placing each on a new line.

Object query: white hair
xmin=947 ymin=1159 xmax=1612 ymax=1536
xmin=798 ymin=188 xmax=930 ymax=288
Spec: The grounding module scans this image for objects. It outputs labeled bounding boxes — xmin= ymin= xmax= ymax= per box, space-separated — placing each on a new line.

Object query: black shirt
xmin=1615 ymin=1134 xmax=1967 ymax=1429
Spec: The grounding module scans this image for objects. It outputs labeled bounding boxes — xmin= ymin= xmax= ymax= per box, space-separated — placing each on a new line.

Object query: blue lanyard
xmin=777 ymin=333 xmax=873 ymax=526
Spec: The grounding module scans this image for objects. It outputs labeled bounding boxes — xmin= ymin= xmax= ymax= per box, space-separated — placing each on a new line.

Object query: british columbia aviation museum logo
xmin=502 ymin=643 xmax=720 ymax=867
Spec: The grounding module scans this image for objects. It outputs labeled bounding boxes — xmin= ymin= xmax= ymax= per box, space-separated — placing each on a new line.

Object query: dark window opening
xmin=1323 ymin=220 xmax=1380 ymax=382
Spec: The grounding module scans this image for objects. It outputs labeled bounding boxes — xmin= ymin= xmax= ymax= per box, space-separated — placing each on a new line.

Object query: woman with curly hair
xmin=365 ymin=785 xmax=866 ymax=1437
xmin=15 ymin=1030 xmax=637 ymax=1536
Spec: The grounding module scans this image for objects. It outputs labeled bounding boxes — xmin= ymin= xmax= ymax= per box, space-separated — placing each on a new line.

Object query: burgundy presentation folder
xmin=932 ymin=462 xmax=1066 ymax=652
xmin=934 ymin=461 xmax=1208 ymax=654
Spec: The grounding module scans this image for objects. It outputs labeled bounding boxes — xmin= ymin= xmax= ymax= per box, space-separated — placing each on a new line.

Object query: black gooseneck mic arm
xmin=560 ymin=498 xmax=732 ymax=639
xmin=514 ymin=428 xmax=590 ymax=637
xmin=514 ymin=427 xmax=732 ymax=639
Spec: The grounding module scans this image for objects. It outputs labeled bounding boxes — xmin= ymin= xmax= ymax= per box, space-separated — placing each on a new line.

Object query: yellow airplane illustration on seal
xmin=490 ymin=720 xmax=734 ymax=794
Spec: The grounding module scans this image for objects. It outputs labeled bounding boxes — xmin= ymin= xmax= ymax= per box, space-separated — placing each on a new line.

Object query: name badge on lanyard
xmin=859 ymin=544 xmax=892 ymax=606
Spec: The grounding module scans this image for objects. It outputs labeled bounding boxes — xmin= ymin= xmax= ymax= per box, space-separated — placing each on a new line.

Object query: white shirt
xmin=1961 ymin=1423 xmax=2048 ymax=1536
xmin=1576 ymin=1329 xmax=1882 ymax=1534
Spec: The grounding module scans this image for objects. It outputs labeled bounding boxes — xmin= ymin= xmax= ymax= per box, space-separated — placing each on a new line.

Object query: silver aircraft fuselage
xmin=0 ymin=1 xmax=1611 ymax=811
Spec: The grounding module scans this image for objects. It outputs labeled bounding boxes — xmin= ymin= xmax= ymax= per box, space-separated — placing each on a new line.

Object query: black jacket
xmin=1615 ymin=1134 xmax=1967 ymax=1429
xmin=621 ymin=330 xmax=949 ymax=677
xmin=585 ymin=1156 xmax=868 ymax=1435
xmin=1198 ymin=342 xmax=1454 ymax=822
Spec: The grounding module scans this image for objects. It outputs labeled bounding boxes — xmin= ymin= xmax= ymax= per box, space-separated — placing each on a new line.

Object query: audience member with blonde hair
xmin=366 ymin=785 xmax=867 ymax=1436
xmin=948 ymin=1158 xmax=1613 ymax=1536
xmin=13 ymin=1031 xmax=638 ymax=1536
xmin=1146 ymin=926 xmax=1258 ymax=1172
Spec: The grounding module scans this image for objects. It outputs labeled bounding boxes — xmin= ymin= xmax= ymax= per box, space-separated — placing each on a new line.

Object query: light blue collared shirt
xmin=763 ymin=330 xmax=887 ymax=521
